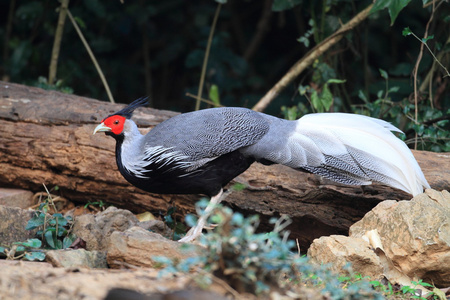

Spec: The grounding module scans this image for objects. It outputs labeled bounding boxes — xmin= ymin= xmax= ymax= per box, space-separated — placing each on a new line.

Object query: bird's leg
xmin=178 ymin=189 xmax=224 ymax=243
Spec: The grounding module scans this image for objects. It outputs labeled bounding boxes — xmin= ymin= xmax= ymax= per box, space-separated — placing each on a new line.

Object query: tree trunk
xmin=1 ymin=81 xmax=448 ymax=249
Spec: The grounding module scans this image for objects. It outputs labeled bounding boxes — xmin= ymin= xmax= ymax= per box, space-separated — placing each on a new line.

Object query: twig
xmin=142 ymin=22 xmax=153 ymax=106
xmin=243 ymin=0 xmax=272 ymax=61
xmin=252 ymin=4 xmax=374 ymax=112
xmin=195 ymin=3 xmax=222 ymax=111
xmin=48 ymin=0 xmax=70 ymax=85
xmin=66 ymin=9 xmax=115 ymax=103
xmin=2 ymin=0 xmax=16 ymax=80
xmin=411 ymin=1 xmax=439 ymax=150
xmin=29 ymin=194 xmax=66 ymax=210
xmin=186 ymin=92 xmax=225 ymax=107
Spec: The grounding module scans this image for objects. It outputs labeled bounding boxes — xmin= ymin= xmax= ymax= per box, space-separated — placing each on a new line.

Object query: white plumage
xmin=295 ymin=113 xmax=430 ymax=195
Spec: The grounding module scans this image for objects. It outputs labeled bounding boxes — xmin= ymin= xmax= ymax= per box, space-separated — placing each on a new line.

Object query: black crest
xmin=112 ymin=97 xmax=149 ymax=119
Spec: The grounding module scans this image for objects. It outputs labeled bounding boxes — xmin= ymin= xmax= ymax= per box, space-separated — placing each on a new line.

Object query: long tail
xmin=247 ymin=113 xmax=430 ymax=196
xmin=295 ymin=113 xmax=430 ymax=195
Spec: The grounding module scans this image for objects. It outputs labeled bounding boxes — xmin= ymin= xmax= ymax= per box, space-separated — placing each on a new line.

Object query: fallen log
xmin=1 ymin=81 xmax=448 ymax=248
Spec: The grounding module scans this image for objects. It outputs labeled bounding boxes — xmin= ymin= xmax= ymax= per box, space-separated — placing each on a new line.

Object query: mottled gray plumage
xmin=143 ymin=107 xmax=269 ymax=160
xmin=120 ymin=106 xmax=429 ymax=196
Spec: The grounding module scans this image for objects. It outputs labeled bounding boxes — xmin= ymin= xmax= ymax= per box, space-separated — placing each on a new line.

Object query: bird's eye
xmin=114 ymin=120 xmax=119 ymax=125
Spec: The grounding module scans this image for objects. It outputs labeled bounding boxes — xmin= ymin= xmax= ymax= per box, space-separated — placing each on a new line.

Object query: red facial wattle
xmin=102 ymin=115 xmax=126 ymax=135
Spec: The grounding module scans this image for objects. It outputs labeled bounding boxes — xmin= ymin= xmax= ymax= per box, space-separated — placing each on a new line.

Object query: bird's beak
xmin=93 ymin=122 xmax=112 ymax=135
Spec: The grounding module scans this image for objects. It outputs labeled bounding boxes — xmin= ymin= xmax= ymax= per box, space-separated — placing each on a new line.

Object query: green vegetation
xmin=154 ymin=201 xmax=443 ymax=298
xmin=1 ymin=1 xmax=448 ymax=152
xmin=0 ymin=185 xmax=76 ymax=261
xmin=154 ymin=200 xmax=384 ymax=298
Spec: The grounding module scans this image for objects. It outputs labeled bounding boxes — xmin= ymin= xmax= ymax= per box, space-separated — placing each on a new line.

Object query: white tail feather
xmin=293 ymin=113 xmax=430 ymax=196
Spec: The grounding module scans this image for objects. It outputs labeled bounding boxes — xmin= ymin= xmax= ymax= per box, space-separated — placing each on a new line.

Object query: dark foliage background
xmin=1 ymin=0 xmax=449 ymax=150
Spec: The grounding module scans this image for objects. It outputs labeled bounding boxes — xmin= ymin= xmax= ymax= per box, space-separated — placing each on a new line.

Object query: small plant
xmin=0 ymin=239 xmax=46 ymax=261
xmin=84 ymin=200 xmax=108 ymax=211
xmin=26 ymin=185 xmax=76 ymax=251
xmin=33 ymin=76 xmax=74 ymax=94
xmin=0 ymin=185 xmax=76 ymax=261
xmin=354 ymin=69 xmax=450 ymax=152
xmin=154 ymin=200 xmax=383 ymax=298
xmin=162 ymin=206 xmax=187 ymax=241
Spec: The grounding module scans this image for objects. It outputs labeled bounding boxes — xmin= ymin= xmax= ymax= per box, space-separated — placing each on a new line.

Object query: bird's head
xmin=93 ymin=97 xmax=148 ymax=137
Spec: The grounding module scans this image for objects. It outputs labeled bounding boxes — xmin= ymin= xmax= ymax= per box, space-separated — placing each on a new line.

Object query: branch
xmin=1 ymin=0 xmax=16 ymax=80
xmin=48 ymin=0 xmax=70 ymax=85
xmin=195 ymin=3 xmax=222 ymax=111
xmin=252 ymin=4 xmax=373 ymax=112
xmin=66 ymin=9 xmax=115 ymax=103
xmin=411 ymin=1 xmax=440 ymax=149
xmin=243 ymin=0 xmax=273 ymax=61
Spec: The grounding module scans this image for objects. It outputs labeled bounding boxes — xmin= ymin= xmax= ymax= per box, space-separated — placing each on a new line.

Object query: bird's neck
xmin=114 ymin=121 xmax=146 ymax=179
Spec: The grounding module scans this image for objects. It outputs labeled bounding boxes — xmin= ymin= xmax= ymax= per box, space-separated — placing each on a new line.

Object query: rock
xmin=0 ymin=260 xmax=196 ymax=300
xmin=0 ymin=205 xmax=37 ymax=246
xmin=46 ymin=249 xmax=108 ymax=268
xmin=0 ymin=259 xmax=54 ymax=269
xmin=105 ymin=288 xmax=230 ymax=300
xmin=72 ymin=206 xmax=139 ymax=251
xmin=0 ymin=188 xmax=34 ymax=209
xmin=307 ymin=235 xmax=384 ymax=280
xmin=107 ymin=226 xmax=200 ymax=269
xmin=137 ymin=219 xmax=173 ymax=238
xmin=349 ymin=189 xmax=450 ymax=287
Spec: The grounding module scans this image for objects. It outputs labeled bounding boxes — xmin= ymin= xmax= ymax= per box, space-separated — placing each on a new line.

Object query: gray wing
xmin=143 ymin=107 xmax=269 ymax=169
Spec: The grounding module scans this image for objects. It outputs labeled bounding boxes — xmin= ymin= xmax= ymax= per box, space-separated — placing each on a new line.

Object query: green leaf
xmin=44 ymin=229 xmax=57 ymax=249
xmin=209 ymin=84 xmax=220 ymax=106
xmin=152 ymin=256 xmax=173 ymax=266
xmin=25 ymin=251 xmax=46 ymax=261
xmin=231 ymin=182 xmax=246 ymax=191
xmin=326 ymin=78 xmax=346 ymax=84
xmin=272 ymin=0 xmax=303 ymax=12
xmin=21 ymin=238 xmax=42 ymax=248
xmin=321 ymin=84 xmax=334 ymax=112
xmin=56 ymin=215 xmax=68 ymax=227
xmin=63 ymin=234 xmax=77 ymax=249
xmin=297 ymin=36 xmax=310 ymax=47
xmin=388 ymin=86 xmax=400 ymax=93
xmin=371 ymin=0 xmax=411 ymax=25
xmin=388 ymin=0 xmax=411 ymax=25
xmin=0 ymin=247 xmax=6 ymax=254
xmin=402 ymin=27 xmax=412 ymax=36
xmin=26 ymin=214 xmax=46 ymax=230
xmin=371 ymin=0 xmax=391 ymax=14
xmin=422 ymin=35 xmax=434 ymax=43
xmin=16 ymin=246 xmax=25 ymax=252
xmin=298 ymin=85 xmax=309 ymax=96
xmin=184 ymin=214 xmax=198 ymax=227
xmin=74 ymin=16 xmax=86 ymax=29
xmin=379 ymin=68 xmax=388 ymax=79
xmin=311 ymin=90 xmax=323 ymax=112
xmin=57 ymin=227 xmax=68 ymax=237
xmin=358 ymin=90 xmax=368 ymax=103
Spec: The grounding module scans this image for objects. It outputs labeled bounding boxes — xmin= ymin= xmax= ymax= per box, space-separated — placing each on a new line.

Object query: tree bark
xmin=1 ymin=81 xmax=448 ymax=249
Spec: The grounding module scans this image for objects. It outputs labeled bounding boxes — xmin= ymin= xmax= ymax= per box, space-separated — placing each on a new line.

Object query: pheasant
xmin=94 ymin=98 xmax=430 ymax=242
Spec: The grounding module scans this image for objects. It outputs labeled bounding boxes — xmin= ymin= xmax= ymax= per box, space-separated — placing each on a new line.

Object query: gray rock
xmin=46 ymin=249 xmax=107 ymax=268
xmin=72 ymin=206 xmax=139 ymax=251
xmin=0 ymin=188 xmax=34 ymax=209
xmin=307 ymin=235 xmax=384 ymax=280
xmin=137 ymin=219 xmax=173 ymax=238
xmin=350 ymin=189 xmax=450 ymax=287
xmin=0 ymin=205 xmax=37 ymax=246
